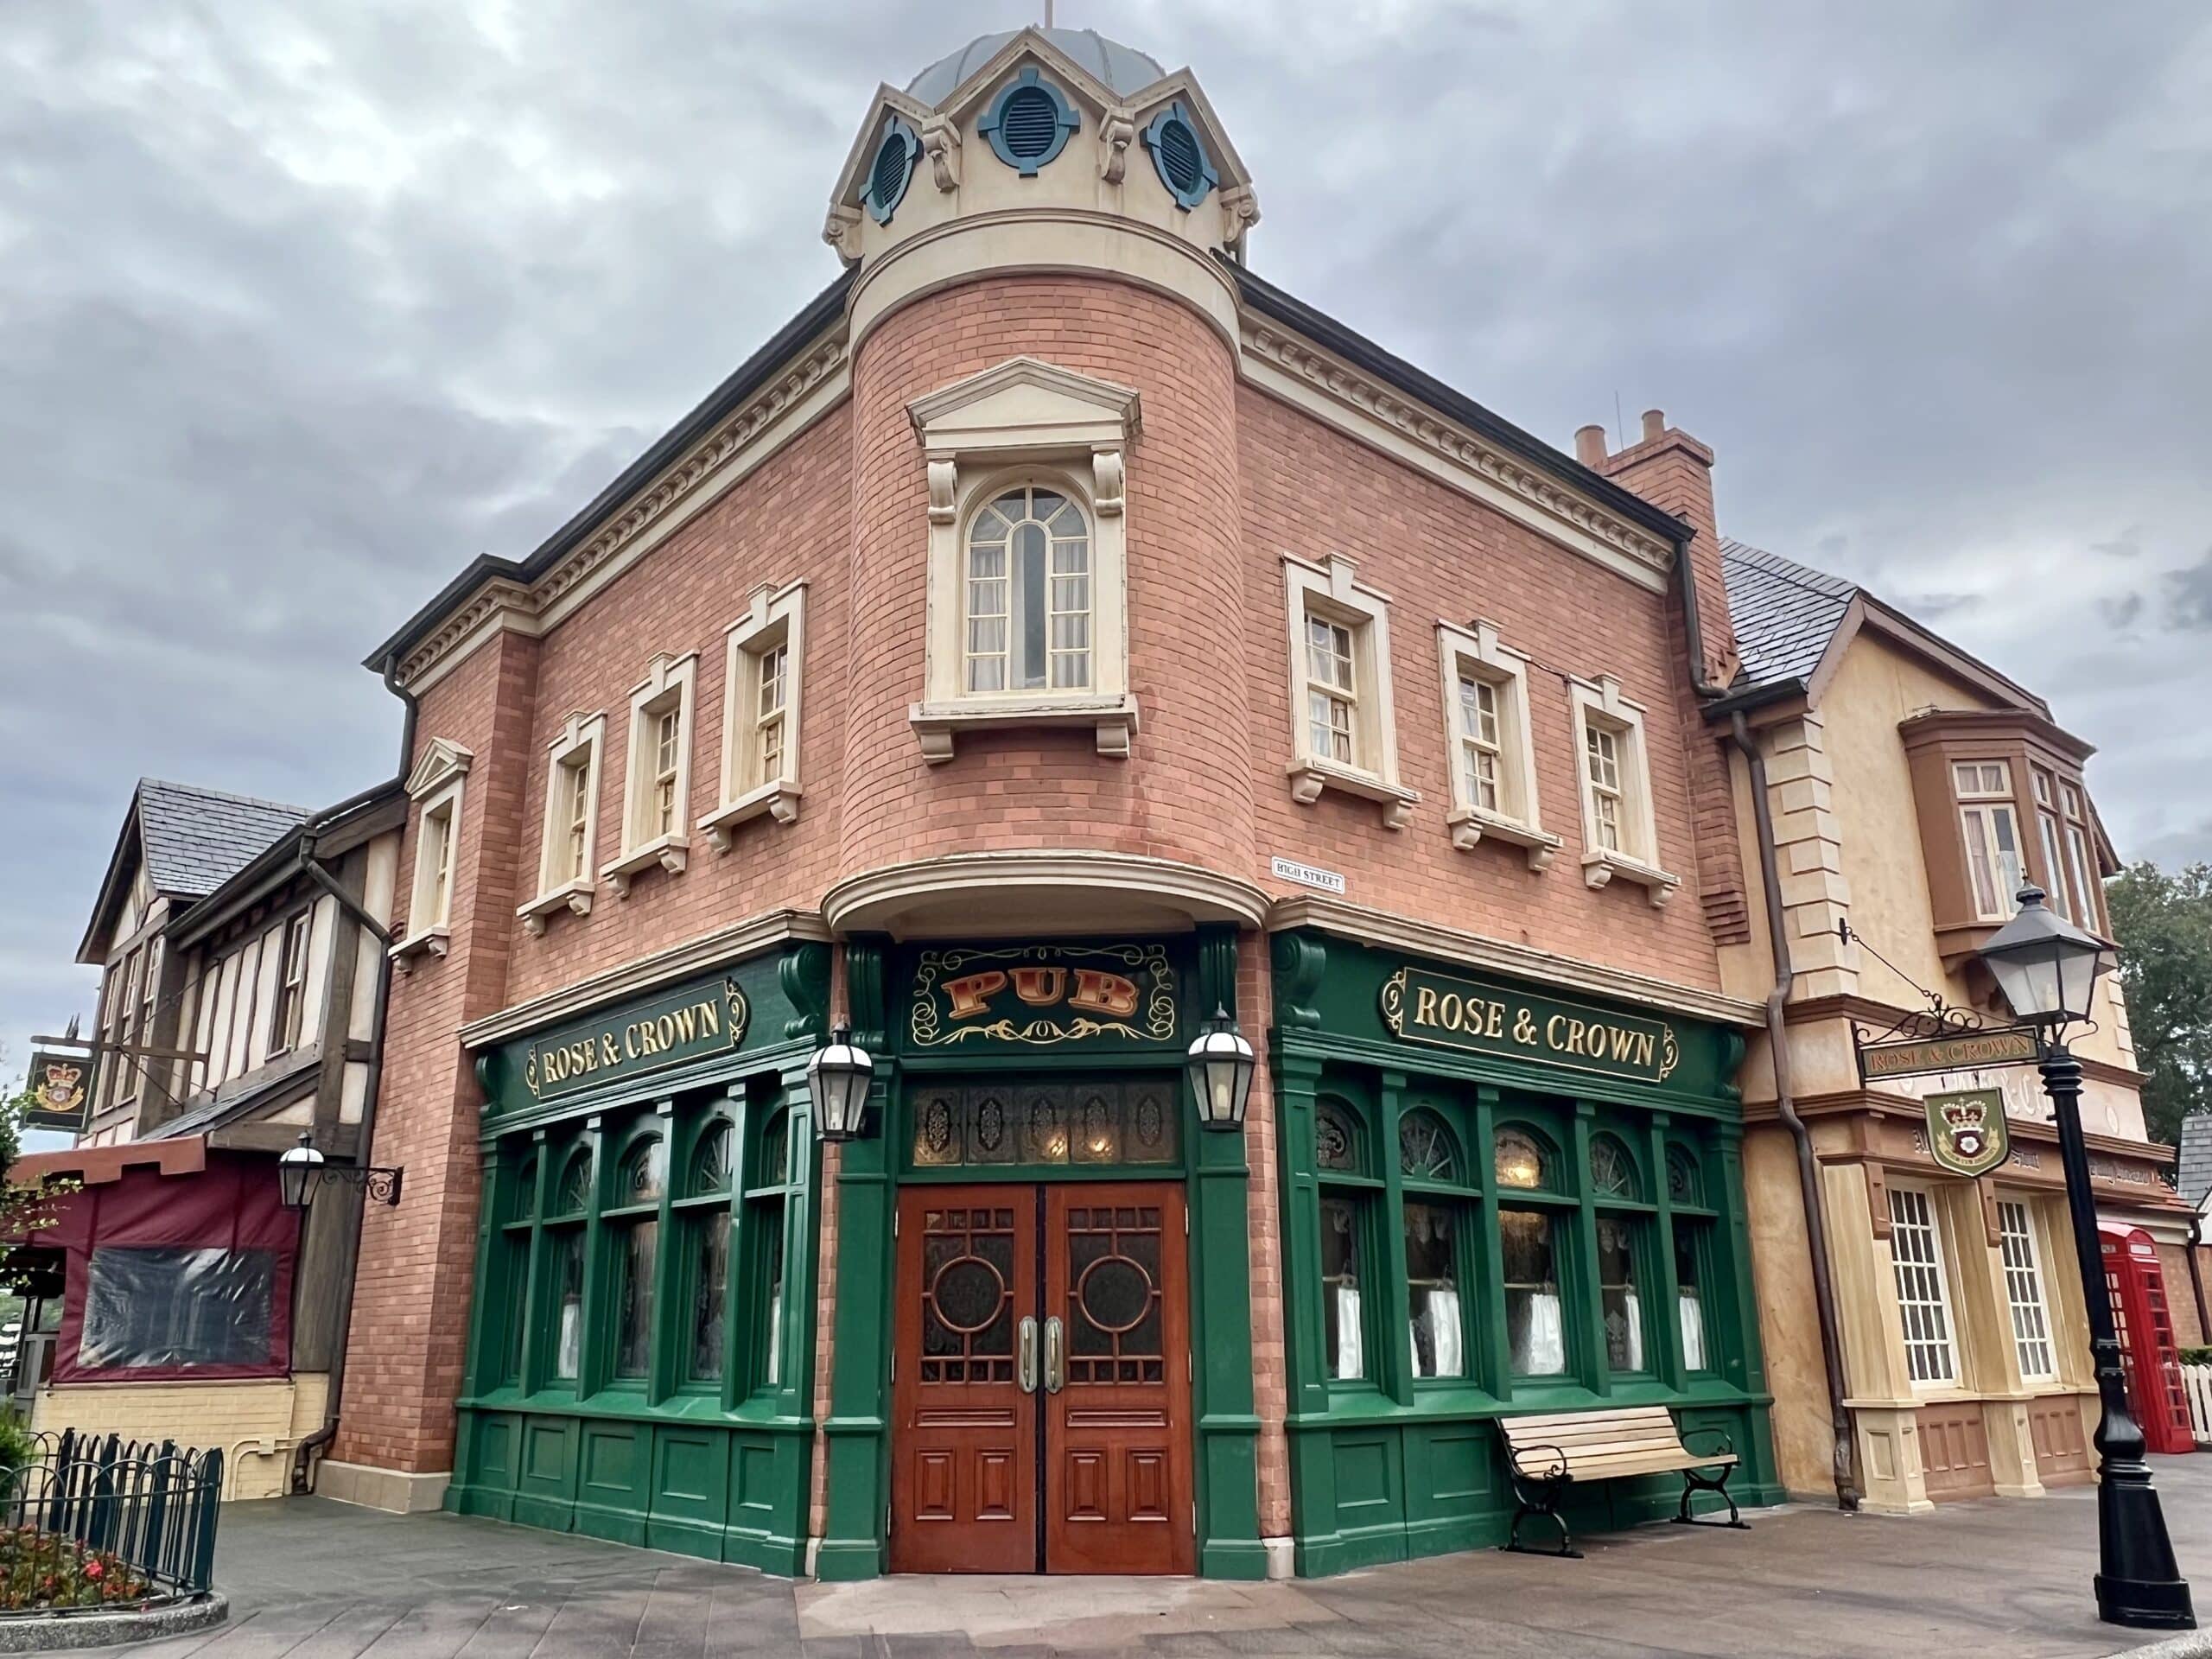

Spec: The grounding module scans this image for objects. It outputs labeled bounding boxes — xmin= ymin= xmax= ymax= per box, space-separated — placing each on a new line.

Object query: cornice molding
xmin=1265 ymin=894 xmax=1763 ymax=1028
xmin=1238 ymin=321 xmax=1676 ymax=591
xmin=396 ymin=330 xmax=851 ymax=693
xmin=459 ymin=907 xmax=831 ymax=1049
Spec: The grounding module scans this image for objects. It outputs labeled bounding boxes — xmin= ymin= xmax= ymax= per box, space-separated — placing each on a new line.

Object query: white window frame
xmin=1283 ymin=553 xmax=1417 ymax=829
xmin=1435 ymin=620 xmax=1557 ymax=869
xmin=1567 ymin=675 xmax=1676 ymax=905
xmin=394 ymin=737 xmax=471 ymax=966
xmin=1887 ymin=1182 xmax=1959 ymax=1389
xmin=2060 ymin=779 xmax=2102 ymax=932
xmin=521 ymin=710 xmax=605 ymax=936
xmin=1954 ymin=760 xmax=2024 ymax=922
xmin=1996 ymin=1197 xmax=2057 ymax=1383
xmin=603 ymin=653 xmax=697 ymax=897
xmin=908 ymin=357 xmax=1138 ymax=763
xmin=270 ymin=911 xmax=312 ymax=1056
xmin=701 ymin=581 xmax=806 ymax=849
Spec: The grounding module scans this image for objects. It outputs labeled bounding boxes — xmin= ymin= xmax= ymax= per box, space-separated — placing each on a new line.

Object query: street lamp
xmin=1185 ymin=1007 xmax=1256 ymax=1133
xmin=809 ymin=1025 xmax=875 ymax=1143
xmin=1980 ymin=886 xmax=2193 ymax=1630
xmin=276 ymin=1130 xmax=404 ymax=1212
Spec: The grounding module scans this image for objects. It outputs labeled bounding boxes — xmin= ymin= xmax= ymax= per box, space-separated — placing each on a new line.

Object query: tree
xmin=2105 ymin=861 xmax=2212 ymax=1147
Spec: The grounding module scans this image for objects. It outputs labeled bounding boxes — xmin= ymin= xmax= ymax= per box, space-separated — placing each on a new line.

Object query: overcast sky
xmin=3 ymin=0 xmax=2209 ymax=1077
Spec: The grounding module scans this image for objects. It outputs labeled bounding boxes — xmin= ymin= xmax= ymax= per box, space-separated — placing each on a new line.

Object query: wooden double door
xmin=890 ymin=1181 xmax=1193 ymax=1574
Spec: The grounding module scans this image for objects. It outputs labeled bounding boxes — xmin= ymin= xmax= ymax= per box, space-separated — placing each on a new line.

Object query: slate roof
xmin=136 ymin=779 xmax=309 ymax=900
xmin=2178 ymin=1115 xmax=2212 ymax=1211
xmin=1722 ymin=539 xmax=1858 ymax=691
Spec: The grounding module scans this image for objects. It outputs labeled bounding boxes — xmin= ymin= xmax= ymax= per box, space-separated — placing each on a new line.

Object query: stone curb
xmin=0 ymin=1592 xmax=227 ymax=1652
xmin=2121 ymin=1630 xmax=2212 ymax=1659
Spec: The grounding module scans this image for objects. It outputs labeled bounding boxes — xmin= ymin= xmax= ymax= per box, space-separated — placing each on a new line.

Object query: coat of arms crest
xmin=1926 ymin=1087 xmax=2008 ymax=1179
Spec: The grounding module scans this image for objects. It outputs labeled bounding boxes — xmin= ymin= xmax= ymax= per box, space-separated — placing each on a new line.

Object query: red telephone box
xmin=2100 ymin=1225 xmax=2196 ymax=1456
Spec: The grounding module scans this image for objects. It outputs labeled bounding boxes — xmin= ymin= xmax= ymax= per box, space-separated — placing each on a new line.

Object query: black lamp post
xmin=810 ymin=1025 xmax=876 ymax=1143
xmin=1979 ymin=886 xmax=2193 ymax=1630
xmin=1185 ymin=1006 xmax=1256 ymax=1133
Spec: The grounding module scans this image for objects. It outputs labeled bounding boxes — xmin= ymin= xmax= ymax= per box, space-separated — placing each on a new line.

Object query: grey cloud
xmin=2165 ymin=550 xmax=2212 ymax=631
xmin=2099 ymin=593 xmax=2146 ymax=630
xmin=6 ymin=0 xmax=2212 ymax=1065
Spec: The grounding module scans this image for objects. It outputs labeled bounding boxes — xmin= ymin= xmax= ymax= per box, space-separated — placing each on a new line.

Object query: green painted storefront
xmin=441 ymin=921 xmax=1777 ymax=1580
xmin=445 ymin=941 xmax=831 ymax=1572
xmin=1269 ymin=929 xmax=1783 ymax=1574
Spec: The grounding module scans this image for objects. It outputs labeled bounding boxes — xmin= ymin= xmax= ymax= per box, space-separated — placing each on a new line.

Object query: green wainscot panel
xmin=445 ymin=1407 xmax=813 ymax=1575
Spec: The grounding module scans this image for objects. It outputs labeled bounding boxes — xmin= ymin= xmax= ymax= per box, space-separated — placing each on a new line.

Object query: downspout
xmin=2188 ymin=1211 xmax=2211 ymax=1356
xmin=291 ymin=653 xmax=417 ymax=1494
xmin=1675 ymin=534 xmax=1861 ymax=1509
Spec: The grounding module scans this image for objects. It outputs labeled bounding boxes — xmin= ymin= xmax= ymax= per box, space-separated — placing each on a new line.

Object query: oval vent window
xmin=1142 ymin=100 xmax=1217 ymax=209
xmin=863 ymin=115 xmax=918 ymax=225
xmin=982 ymin=67 xmax=1077 ymax=175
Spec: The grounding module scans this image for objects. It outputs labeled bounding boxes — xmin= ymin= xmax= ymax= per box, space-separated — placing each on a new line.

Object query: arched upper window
xmin=1589 ymin=1133 xmax=1639 ymax=1201
xmin=690 ymin=1120 xmax=733 ymax=1198
xmin=964 ymin=486 xmax=1091 ymax=695
xmin=614 ymin=1135 xmax=666 ymax=1209
xmin=1494 ymin=1127 xmax=1550 ymax=1192
xmin=1666 ymin=1143 xmax=1704 ymax=1208
xmin=1398 ymin=1109 xmax=1459 ymax=1184
xmin=1315 ymin=1099 xmax=1363 ymax=1174
xmin=553 ymin=1148 xmax=594 ymax=1217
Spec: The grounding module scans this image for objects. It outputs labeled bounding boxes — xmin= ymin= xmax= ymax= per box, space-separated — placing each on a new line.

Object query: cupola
xmin=824 ymin=26 xmax=1258 ymax=353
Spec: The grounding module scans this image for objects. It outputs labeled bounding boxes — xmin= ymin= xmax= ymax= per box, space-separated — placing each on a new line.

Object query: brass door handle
xmin=1044 ymin=1315 xmax=1065 ymax=1394
xmin=1017 ymin=1317 xmax=1039 ymax=1394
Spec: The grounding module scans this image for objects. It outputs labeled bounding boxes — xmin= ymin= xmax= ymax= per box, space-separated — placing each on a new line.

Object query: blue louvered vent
xmin=1159 ymin=119 xmax=1203 ymax=194
xmin=999 ymin=86 xmax=1059 ymax=160
xmin=871 ymin=133 xmax=910 ymax=212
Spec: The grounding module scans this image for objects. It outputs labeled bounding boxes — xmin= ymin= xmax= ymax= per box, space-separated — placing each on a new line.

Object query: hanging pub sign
xmin=22 ymin=1050 xmax=92 ymax=1132
xmin=1924 ymin=1088 xmax=2010 ymax=1178
xmin=908 ymin=943 xmax=1178 ymax=1049
xmin=1380 ymin=966 xmax=1680 ymax=1085
xmin=523 ymin=978 xmax=748 ymax=1103
xmin=1856 ymin=1025 xmax=2037 ymax=1084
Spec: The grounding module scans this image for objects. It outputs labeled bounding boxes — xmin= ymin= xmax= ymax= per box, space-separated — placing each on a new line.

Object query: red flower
xmin=82 ymin=1560 xmax=101 ymax=1580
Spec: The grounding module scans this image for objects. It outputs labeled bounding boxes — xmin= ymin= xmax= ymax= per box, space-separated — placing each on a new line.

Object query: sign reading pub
xmin=1381 ymin=966 xmax=1680 ymax=1085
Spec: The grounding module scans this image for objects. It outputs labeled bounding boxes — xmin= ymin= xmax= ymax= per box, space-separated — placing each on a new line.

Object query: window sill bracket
xmin=1287 ymin=758 xmax=1420 ymax=830
xmin=1581 ymin=849 xmax=1681 ymax=908
xmin=518 ymin=878 xmax=596 ymax=936
xmin=1448 ymin=808 xmax=1561 ymax=870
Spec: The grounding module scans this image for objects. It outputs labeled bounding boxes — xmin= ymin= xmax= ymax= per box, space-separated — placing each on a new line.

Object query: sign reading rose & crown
xmin=1381 ymin=966 xmax=1679 ymax=1085
xmin=524 ymin=978 xmax=748 ymax=1102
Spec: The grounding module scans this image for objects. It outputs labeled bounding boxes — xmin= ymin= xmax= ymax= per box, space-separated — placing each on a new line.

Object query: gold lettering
xmin=1069 ymin=970 xmax=1139 ymax=1017
xmin=601 ymin=1034 xmax=620 ymax=1067
xmin=944 ymin=971 xmax=1007 ymax=1018
xmin=1484 ymin=1000 xmax=1505 ymax=1039
xmin=671 ymin=1006 xmax=698 ymax=1045
xmin=1438 ymin=992 xmax=1463 ymax=1032
xmin=699 ymin=999 xmax=721 ymax=1038
xmin=1545 ymin=1014 xmax=1567 ymax=1051
xmin=1010 ymin=967 xmax=1067 ymax=1006
xmin=1414 ymin=987 xmax=1439 ymax=1027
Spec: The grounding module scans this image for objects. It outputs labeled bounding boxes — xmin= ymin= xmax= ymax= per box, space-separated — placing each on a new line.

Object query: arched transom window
xmin=965 ymin=486 xmax=1091 ymax=694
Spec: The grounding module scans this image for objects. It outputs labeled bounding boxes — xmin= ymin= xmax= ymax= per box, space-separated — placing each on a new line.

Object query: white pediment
xmin=404 ymin=737 xmax=474 ymax=801
xmin=908 ymin=357 xmax=1141 ymax=459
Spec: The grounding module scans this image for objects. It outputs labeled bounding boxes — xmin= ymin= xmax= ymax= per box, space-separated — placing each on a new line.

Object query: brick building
xmin=315 ymin=23 xmax=2177 ymax=1577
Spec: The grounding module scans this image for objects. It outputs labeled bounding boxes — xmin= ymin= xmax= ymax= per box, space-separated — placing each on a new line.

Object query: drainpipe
xmin=1728 ymin=709 xmax=1859 ymax=1510
xmin=291 ymin=653 xmax=417 ymax=1494
xmin=2188 ymin=1211 xmax=2211 ymax=1355
xmin=1674 ymin=532 xmax=1861 ymax=1509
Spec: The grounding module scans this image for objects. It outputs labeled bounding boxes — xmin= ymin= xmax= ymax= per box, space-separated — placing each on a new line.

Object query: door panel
xmin=890 ymin=1189 xmax=1039 ymax=1573
xmin=1044 ymin=1184 xmax=1194 ymax=1574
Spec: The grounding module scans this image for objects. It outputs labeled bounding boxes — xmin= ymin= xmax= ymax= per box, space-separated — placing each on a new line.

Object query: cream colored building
xmin=1714 ymin=541 xmax=2190 ymax=1513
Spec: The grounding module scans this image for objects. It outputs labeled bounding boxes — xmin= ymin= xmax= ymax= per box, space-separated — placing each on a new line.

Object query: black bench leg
xmin=1673 ymin=1462 xmax=1749 ymax=1530
xmin=1503 ymin=1476 xmax=1581 ymax=1559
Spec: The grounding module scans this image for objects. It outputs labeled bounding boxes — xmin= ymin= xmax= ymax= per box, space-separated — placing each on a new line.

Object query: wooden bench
xmin=1497 ymin=1406 xmax=1745 ymax=1558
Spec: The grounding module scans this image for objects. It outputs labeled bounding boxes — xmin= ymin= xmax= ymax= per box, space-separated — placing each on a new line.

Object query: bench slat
xmin=1497 ymin=1406 xmax=1732 ymax=1483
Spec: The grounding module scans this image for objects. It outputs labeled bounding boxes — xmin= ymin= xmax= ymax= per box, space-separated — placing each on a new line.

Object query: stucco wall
xmin=33 ymin=1372 xmax=329 ymax=1502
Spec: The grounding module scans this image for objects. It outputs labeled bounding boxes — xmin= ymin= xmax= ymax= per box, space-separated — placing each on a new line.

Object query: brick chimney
xmin=1581 ymin=409 xmax=1737 ymax=688
xmin=1578 ymin=410 xmax=1747 ymax=945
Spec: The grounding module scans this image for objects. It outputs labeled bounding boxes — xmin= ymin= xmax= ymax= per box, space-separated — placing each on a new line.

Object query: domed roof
xmin=906 ymin=28 xmax=1166 ymax=108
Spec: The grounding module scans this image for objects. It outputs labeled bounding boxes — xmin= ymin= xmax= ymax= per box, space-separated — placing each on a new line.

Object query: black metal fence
xmin=0 ymin=1430 xmax=224 ymax=1609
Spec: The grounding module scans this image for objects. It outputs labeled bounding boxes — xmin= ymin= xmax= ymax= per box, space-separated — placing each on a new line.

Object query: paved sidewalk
xmin=98 ymin=1454 xmax=2210 ymax=1656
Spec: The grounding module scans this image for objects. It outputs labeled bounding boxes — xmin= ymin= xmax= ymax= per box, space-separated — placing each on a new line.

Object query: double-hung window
xmin=270 ymin=912 xmax=311 ymax=1055
xmin=703 ymin=582 xmax=806 ymax=844
xmin=606 ymin=655 xmax=696 ymax=895
xmin=1997 ymin=1198 xmax=2056 ymax=1382
xmin=965 ymin=486 xmax=1092 ymax=694
xmin=2060 ymin=781 xmax=2102 ymax=931
xmin=1955 ymin=761 xmax=2023 ymax=921
xmin=1283 ymin=554 xmax=1415 ymax=828
xmin=1888 ymin=1184 xmax=1958 ymax=1387
xmin=397 ymin=738 xmax=470 ymax=963
xmin=1314 ymin=1098 xmax=1376 ymax=1382
xmin=2031 ymin=768 xmax=2073 ymax=922
xmin=521 ymin=712 xmax=605 ymax=934
xmin=1399 ymin=1107 xmax=1471 ymax=1381
xmin=1568 ymin=676 xmax=1676 ymax=904
xmin=908 ymin=358 xmax=1137 ymax=762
